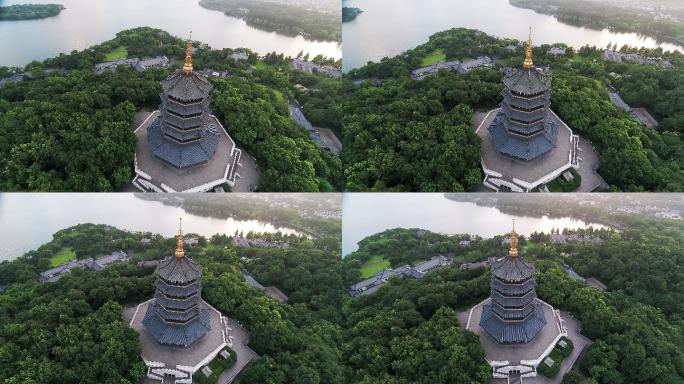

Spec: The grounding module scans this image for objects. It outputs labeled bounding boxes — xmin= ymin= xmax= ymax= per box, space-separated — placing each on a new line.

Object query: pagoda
xmin=488 ymin=29 xmax=558 ymax=162
xmin=479 ymin=221 xmax=547 ymax=344
xmin=147 ymin=33 xmax=220 ymax=169
xmin=143 ymin=219 xmax=211 ymax=348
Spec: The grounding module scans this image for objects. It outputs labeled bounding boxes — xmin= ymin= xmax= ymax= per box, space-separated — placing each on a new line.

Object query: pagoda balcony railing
xmin=157 ymin=302 xmax=199 ymax=313
xmin=506 ymin=104 xmax=545 ymax=114
xmin=164 ymin=100 xmax=205 ymax=116
xmin=157 ymin=290 xmax=199 ymax=302
xmin=492 ymin=304 xmax=535 ymax=319
xmin=165 ymin=120 xmax=203 ymax=133
xmin=159 ymin=313 xmax=200 ymax=325
xmin=509 ymin=89 xmax=546 ymax=99
xmin=154 ymin=305 xmax=200 ymax=319
xmin=163 ymin=133 xmax=202 ymax=145
xmin=493 ymin=286 xmax=535 ymax=298
xmin=505 ymin=128 xmax=546 ymax=139
xmin=167 ymin=109 xmax=203 ymax=120
xmin=492 ymin=288 xmax=536 ymax=301
xmin=508 ymin=116 xmax=545 ymax=126
xmin=159 ymin=276 xmax=200 ymax=288
xmin=156 ymin=284 xmax=202 ymax=299
xmin=491 ymin=311 xmax=535 ymax=322
xmin=167 ymin=95 xmax=204 ymax=105
xmin=493 ymin=274 xmax=534 ymax=285
xmin=492 ymin=298 xmax=536 ymax=311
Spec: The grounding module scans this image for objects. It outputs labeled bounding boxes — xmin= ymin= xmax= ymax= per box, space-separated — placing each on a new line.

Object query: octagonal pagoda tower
xmin=479 ymin=221 xmax=546 ymax=344
xmin=147 ymin=33 xmax=219 ymax=168
xmin=143 ymin=219 xmax=211 ymax=348
xmin=488 ymin=29 xmax=558 ymax=161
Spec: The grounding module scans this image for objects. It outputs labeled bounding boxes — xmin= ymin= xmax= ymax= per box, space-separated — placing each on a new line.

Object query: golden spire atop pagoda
xmin=175 ymin=218 xmax=185 ymax=258
xmin=523 ymin=27 xmax=534 ymax=70
xmin=509 ymin=219 xmax=519 ymax=257
xmin=182 ymin=31 xmax=193 ymax=75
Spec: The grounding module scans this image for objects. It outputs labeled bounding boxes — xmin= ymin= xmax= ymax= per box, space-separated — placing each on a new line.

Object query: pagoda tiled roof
xmin=503 ymin=67 xmax=551 ymax=96
xmin=147 ymin=118 xmax=219 ymax=168
xmin=156 ymin=278 xmax=201 ymax=297
xmin=480 ymin=300 xmax=547 ymax=344
xmin=491 ymin=255 xmax=535 ymax=283
xmin=162 ymin=70 xmax=212 ymax=102
xmin=491 ymin=278 xmax=536 ymax=296
xmin=488 ymin=114 xmax=558 ymax=161
xmin=143 ymin=303 xmax=211 ymax=347
xmin=156 ymin=255 xmax=202 ymax=285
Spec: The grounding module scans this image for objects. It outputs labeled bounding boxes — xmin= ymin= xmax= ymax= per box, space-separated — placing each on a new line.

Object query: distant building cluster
xmin=290 ymin=104 xmax=322 ymax=146
xmin=197 ymin=68 xmax=230 ymax=79
xmin=93 ymin=56 xmax=170 ymax=75
xmin=229 ymin=52 xmax=249 ymax=61
xmin=411 ymin=56 xmax=493 ymax=80
xmin=291 ymin=58 xmax=341 ymax=78
xmin=549 ymin=233 xmax=603 ymax=244
xmin=609 ymin=91 xmax=659 ymax=128
xmin=242 ymin=270 xmax=289 ymax=303
xmin=655 ymin=210 xmax=683 ymax=220
xmin=0 ymin=68 xmax=67 ymax=88
xmin=349 ymin=255 xmax=453 ymax=297
xmin=563 ymin=264 xmax=608 ymax=292
xmin=233 ymin=237 xmax=291 ymax=249
xmin=548 ymin=47 xmax=567 ymax=56
xmin=460 ymin=257 xmax=499 ymax=271
xmin=602 ymin=49 xmax=673 ymax=68
xmin=39 ymin=250 xmax=131 ymax=282
xmin=301 ymin=209 xmax=342 ymax=218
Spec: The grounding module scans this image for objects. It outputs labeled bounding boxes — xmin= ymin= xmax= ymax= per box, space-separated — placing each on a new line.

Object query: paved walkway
xmin=520 ymin=312 xmax=591 ymax=384
xmin=232 ymin=149 xmax=260 ymax=192
xmin=316 ymin=127 xmax=342 ymax=155
xmin=217 ymin=317 xmax=259 ymax=384
xmin=575 ymin=137 xmax=608 ymax=192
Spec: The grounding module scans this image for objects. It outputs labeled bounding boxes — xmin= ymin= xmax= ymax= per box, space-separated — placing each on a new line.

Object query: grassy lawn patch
xmin=105 ymin=46 xmax=128 ymax=61
xmin=273 ymin=89 xmax=285 ymax=103
xmin=254 ymin=61 xmax=269 ymax=70
xmin=50 ymin=247 xmax=77 ymax=267
xmin=360 ymin=255 xmax=390 ymax=278
xmin=538 ymin=336 xmax=574 ymax=378
xmin=421 ymin=49 xmax=446 ymax=66
xmin=546 ymin=168 xmax=581 ymax=192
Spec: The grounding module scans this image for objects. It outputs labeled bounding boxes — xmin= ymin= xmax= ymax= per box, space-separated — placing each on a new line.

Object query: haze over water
xmin=342 ymin=0 xmax=684 ymax=71
xmin=0 ymin=194 xmax=302 ymax=262
xmin=0 ymin=0 xmax=341 ymax=67
xmin=342 ymin=193 xmax=607 ymax=256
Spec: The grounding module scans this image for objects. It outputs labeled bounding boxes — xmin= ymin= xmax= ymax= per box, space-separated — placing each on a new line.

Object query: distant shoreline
xmin=342 ymin=7 xmax=363 ymax=23
xmin=0 ymin=3 xmax=65 ymax=21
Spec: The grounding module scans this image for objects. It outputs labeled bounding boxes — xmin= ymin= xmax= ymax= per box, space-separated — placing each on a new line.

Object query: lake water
xmin=342 ymin=0 xmax=684 ymax=71
xmin=342 ymin=193 xmax=607 ymax=256
xmin=0 ymin=193 xmax=302 ymax=261
xmin=0 ymin=0 xmax=341 ymax=68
